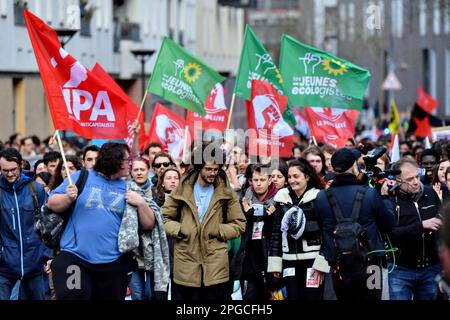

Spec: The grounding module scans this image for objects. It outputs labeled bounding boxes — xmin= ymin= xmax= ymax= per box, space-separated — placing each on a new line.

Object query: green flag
xmin=234 ymin=25 xmax=296 ymax=127
xmin=280 ymin=35 xmax=371 ymax=110
xmin=148 ymin=37 xmax=225 ymax=116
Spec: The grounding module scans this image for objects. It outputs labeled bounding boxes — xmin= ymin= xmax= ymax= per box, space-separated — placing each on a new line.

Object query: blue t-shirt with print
xmin=52 ymin=170 xmax=126 ymax=264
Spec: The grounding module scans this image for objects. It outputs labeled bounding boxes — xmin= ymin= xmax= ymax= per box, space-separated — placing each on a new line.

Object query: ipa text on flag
xmin=24 ymin=10 xmax=128 ymax=139
xmin=91 ymin=63 xmax=147 ymax=151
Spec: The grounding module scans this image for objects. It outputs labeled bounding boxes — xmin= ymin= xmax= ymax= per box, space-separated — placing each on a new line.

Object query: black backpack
xmin=326 ymin=187 xmax=368 ymax=283
xmin=33 ymin=169 xmax=89 ymax=249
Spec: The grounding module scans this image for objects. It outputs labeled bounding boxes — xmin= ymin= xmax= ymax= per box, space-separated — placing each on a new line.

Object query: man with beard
xmin=237 ymin=164 xmax=278 ymax=301
xmin=162 ymin=143 xmax=246 ymax=301
xmin=389 ymin=158 xmax=442 ymax=300
xmin=0 ymin=148 xmax=48 ymax=300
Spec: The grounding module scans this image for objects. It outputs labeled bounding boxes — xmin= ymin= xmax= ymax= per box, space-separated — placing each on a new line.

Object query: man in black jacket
xmin=389 ymin=158 xmax=442 ymax=300
xmin=315 ymin=148 xmax=394 ymax=300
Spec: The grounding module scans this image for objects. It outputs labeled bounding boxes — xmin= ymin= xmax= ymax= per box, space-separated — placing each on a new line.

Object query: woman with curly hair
xmin=47 ymin=143 xmax=155 ymax=300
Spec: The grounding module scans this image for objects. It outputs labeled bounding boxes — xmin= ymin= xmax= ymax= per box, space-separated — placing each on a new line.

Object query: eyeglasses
xmin=154 ymin=162 xmax=171 ymax=169
xmin=1 ymin=167 xmax=19 ymax=175
xmin=203 ymin=167 xmax=220 ymax=173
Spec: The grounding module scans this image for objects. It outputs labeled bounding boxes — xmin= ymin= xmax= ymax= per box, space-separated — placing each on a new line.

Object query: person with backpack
xmin=47 ymin=143 xmax=155 ymax=300
xmin=268 ymin=159 xmax=329 ymax=300
xmin=315 ymin=147 xmax=394 ymax=300
xmin=162 ymin=143 xmax=246 ymax=301
xmin=0 ymin=148 xmax=48 ymax=300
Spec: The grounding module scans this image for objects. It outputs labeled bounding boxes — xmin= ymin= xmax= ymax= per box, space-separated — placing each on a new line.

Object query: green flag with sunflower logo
xmin=280 ymin=35 xmax=371 ymax=110
xmin=234 ymin=25 xmax=296 ymax=127
xmin=148 ymin=37 xmax=225 ymax=116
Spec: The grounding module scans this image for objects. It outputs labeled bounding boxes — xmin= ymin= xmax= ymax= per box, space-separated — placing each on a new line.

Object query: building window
xmin=339 ymin=3 xmax=346 ymax=40
xmin=419 ymin=0 xmax=426 ymax=36
xmin=80 ymin=1 xmax=96 ymax=37
xmin=377 ymin=0 xmax=385 ymax=36
xmin=422 ymin=49 xmax=430 ymax=92
xmin=430 ymin=49 xmax=437 ymax=100
xmin=348 ymin=3 xmax=355 ymax=41
xmin=391 ymin=0 xmax=403 ymax=37
xmin=1 ymin=0 xmax=7 ymax=18
xmin=445 ymin=0 xmax=450 ymax=34
xmin=433 ymin=0 xmax=440 ymax=35
xmin=113 ymin=17 xmax=120 ymax=52
xmin=121 ymin=20 xmax=140 ymax=41
xmin=423 ymin=49 xmax=437 ymax=99
xmin=14 ymin=0 xmax=28 ymax=26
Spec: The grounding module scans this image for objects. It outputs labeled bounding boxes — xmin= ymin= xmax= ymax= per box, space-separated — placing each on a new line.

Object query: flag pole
xmin=55 ymin=130 xmax=73 ymax=185
xmin=312 ymin=136 xmax=318 ymax=146
xmin=135 ymin=90 xmax=148 ymax=124
xmin=225 ymin=93 xmax=236 ymax=130
xmin=182 ymin=125 xmax=189 ymax=163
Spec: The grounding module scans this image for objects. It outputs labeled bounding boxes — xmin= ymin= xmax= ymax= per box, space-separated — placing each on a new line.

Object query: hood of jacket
xmin=330 ymin=173 xmax=368 ymax=188
xmin=0 ymin=173 xmax=33 ymax=193
xmin=171 ymin=168 xmax=233 ymax=205
xmin=274 ymin=187 xmax=320 ymax=205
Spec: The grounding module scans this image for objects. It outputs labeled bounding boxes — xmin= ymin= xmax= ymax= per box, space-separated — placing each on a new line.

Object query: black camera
xmin=363 ymin=147 xmax=401 ymax=196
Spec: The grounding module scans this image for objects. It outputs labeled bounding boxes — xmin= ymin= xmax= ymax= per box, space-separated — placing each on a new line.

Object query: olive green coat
xmin=162 ymin=170 xmax=246 ymax=287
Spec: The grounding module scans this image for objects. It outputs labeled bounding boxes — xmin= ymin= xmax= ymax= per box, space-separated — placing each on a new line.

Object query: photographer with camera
xmin=388 ymin=158 xmax=442 ymax=300
xmin=362 ymin=146 xmax=400 ymax=196
xmin=315 ymin=148 xmax=394 ymax=300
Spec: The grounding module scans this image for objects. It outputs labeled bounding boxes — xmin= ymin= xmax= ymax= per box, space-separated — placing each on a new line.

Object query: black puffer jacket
xmin=390 ymin=184 xmax=441 ymax=269
xmin=268 ymin=187 xmax=330 ymax=274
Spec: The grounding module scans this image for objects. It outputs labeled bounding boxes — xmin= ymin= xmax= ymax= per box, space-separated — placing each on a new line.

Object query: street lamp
xmin=55 ymin=28 xmax=78 ymax=48
xmin=131 ymin=49 xmax=155 ymax=98
xmin=55 ymin=28 xmax=78 ymax=140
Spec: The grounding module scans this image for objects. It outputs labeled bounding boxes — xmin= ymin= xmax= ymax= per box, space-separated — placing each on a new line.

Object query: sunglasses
xmin=154 ymin=162 xmax=171 ymax=169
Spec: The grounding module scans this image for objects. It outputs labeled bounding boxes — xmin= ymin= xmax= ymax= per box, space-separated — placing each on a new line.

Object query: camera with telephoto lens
xmin=363 ymin=147 xmax=401 ymax=196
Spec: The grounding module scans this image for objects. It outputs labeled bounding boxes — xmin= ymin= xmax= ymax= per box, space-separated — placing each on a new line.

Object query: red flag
xmin=91 ymin=63 xmax=147 ymax=151
xmin=304 ymin=107 xmax=359 ymax=149
xmin=417 ymin=86 xmax=438 ymax=114
xmin=148 ymin=103 xmax=191 ymax=160
xmin=247 ymin=80 xmax=295 ymax=158
xmin=186 ymin=83 xmax=229 ymax=137
xmin=24 ymin=10 xmax=128 ymax=139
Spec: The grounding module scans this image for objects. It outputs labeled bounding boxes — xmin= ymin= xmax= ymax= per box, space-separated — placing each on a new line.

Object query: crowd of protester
xmin=0 ymin=130 xmax=449 ymax=301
